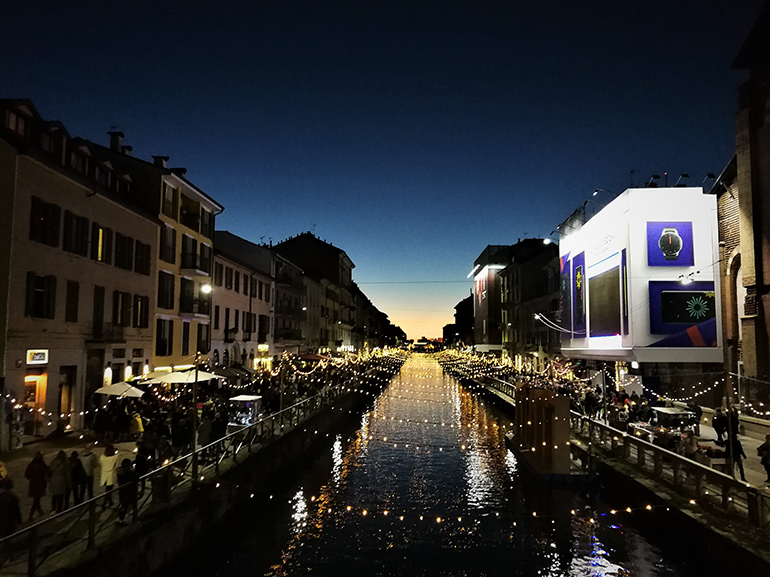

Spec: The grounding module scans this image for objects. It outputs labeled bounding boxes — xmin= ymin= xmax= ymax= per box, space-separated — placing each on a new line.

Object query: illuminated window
xmin=90 ymin=223 xmax=113 ymax=264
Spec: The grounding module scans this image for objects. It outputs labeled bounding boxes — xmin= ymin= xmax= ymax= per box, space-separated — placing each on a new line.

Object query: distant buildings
xmin=465 ymin=240 xmax=558 ymax=368
xmin=0 ymin=100 xmax=402 ymax=449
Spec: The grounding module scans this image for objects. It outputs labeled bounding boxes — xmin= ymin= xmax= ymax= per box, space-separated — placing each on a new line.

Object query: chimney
xmin=122 ymin=145 xmax=132 ymax=156
xmin=152 ymin=155 xmax=169 ymax=168
xmin=108 ymin=131 xmax=124 ymax=152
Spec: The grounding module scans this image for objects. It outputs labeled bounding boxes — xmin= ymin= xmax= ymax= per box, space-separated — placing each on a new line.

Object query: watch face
xmin=659 ymin=232 xmax=682 ymax=254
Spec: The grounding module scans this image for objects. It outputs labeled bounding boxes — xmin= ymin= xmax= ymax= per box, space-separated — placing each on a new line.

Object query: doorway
xmin=23 ymin=371 xmax=47 ymax=436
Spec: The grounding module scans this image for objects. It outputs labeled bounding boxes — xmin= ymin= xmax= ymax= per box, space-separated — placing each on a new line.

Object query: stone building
xmin=0 ymin=100 xmax=159 ymax=444
xmin=711 ymin=3 xmax=770 ymax=404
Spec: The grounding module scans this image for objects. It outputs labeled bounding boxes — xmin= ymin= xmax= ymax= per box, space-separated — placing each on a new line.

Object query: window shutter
xmin=50 ymin=204 xmax=61 ymax=247
xmin=29 ymin=197 xmax=41 ymax=241
xmin=25 ymin=271 xmax=36 ymax=317
xmin=91 ymin=222 xmax=99 ymax=260
xmin=104 ymin=229 xmax=113 ymax=264
xmin=63 ymin=210 xmax=73 ymax=252
xmin=46 ymin=275 xmax=56 ymax=319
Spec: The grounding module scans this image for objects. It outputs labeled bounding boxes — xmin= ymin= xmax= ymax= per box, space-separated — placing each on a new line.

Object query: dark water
xmin=172 ymin=356 xmax=702 ymax=577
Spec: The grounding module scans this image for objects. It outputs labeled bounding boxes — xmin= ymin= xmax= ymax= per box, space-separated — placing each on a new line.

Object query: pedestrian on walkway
xmin=728 ymin=435 xmax=748 ymax=482
xmin=0 ymin=479 xmax=22 ymax=537
xmin=129 ymin=410 xmax=144 ymax=440
xmin=49 ymin=450 xmax=71 ymax=514
xmin=24 ymin=452 xmax=50 ymax=521
xmin=69 ymin=451 xmax=87 ymax=505
xmin=116 ymin=459 xmax=137 ymax=525
xmin=679 ymin=430 xmax=698 ymax=460
xmin=99 ymin=444 xmax=119 ymax=508
xmin=81 ymin=443 xmax=99 ymax=500
xmin=712 ymin=408 xmax=727 ymax=442
xmin=757 ymin=434 xmax=770 ymax=484
xmin=686 ymin=400 xmax=703 ymax=435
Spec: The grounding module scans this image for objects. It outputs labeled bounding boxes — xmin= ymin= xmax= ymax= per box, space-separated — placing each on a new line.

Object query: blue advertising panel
xmin=572 ymin=252 xmax=586 ymax=337
xmin=646 ymin=221 xmax=694 ymax=267
xmin=648 ymin=280 xmax=717 ymax=347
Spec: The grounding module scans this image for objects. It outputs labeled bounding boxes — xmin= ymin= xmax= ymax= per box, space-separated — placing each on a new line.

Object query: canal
xmin=167 ymin=355 xmax=704 ymax=576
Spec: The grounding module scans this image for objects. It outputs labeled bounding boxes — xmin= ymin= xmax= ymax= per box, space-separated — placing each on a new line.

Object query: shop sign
xmin=26 ymin=349 xmax=49 ymax=365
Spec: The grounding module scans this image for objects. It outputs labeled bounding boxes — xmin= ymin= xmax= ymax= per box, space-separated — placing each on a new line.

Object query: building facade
xmin=88 ymin=135 xmax=224 ymax=371
xmin=0 ymin=100 xmax=159 ymax=444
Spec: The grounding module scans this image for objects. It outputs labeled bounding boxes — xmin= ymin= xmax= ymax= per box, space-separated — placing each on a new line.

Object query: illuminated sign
xmin=558 ymin=187 xmax=722 ymax=363
xmin=26 ymin=349 xmax=49 ymax=365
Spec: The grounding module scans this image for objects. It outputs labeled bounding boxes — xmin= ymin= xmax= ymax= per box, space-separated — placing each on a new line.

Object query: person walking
xmin=49 ymin=451 xmax=71 ymax=514
xmin=712 ymin=408 xmax=727 ymax=442
xmin=99 ymin=444 xmax=119 ymax=508
xmin=757 ymin=434 xmax=770 ymax=484
xmin=686 ymin=400 xmax=703 ymax=435
xmin=69 ymin=451 xmax=87 ymax=505
xmin=133 ymin=440 xmax=153 ymax=494
xmin=0 ymin=479 xmax=22 ymax=537
xmin=81 ymin=443 xmax=99 ymax=500
xmin=24 ymin=452 xmax=50 ymax=521
xmin=728 ymin=435 xmax=748 ymax=482
xmin=116 ymin=459 xmax=137 ymax=525
xmin=129 ymin=410 xmax=144 ymax=440
xmin=679 ymin=430 xmax=698 ymax=460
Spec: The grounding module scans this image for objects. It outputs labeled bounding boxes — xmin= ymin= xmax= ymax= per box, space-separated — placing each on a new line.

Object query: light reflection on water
xmin=196 ymin=356 xmax=696 ymax=577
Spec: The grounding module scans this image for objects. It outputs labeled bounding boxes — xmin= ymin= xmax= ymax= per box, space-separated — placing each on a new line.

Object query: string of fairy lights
xmin=183 ymin=353 xmax=682 ymax=558
xmin=438 ymin=349 xmax=770 ymax=420
xmin=5 ymin=349 xmax=409 ymax=425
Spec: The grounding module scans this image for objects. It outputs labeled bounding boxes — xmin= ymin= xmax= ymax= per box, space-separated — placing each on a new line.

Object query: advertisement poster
xmin=646 ymin=221 xmax=694 ymax=267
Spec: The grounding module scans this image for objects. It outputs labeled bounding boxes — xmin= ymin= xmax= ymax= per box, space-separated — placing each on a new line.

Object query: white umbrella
xmin=94 ymin=382 xmax=145 ymax=398
xmin=143 ymin=369 xmax=220 ymax=384
xmin=229 ymin=394 xmax=261 ymax=402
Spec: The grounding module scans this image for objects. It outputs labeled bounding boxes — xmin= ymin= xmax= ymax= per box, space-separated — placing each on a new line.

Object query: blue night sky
xmin=2 ymin=0 xmax=764 ymax=339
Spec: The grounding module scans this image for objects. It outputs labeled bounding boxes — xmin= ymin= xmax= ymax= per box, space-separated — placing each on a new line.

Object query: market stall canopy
xmin=143 ymin=369 xmax=220 ymax=384
xmin=229 ymin=395 xmax=262 ymax=402
xmin=94 ymin=382 xmax=145 ymax=398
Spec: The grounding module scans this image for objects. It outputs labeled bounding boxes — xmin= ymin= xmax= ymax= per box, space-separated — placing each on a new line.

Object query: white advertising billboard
xmin=558 ymin=187 xmax=722 ymax=363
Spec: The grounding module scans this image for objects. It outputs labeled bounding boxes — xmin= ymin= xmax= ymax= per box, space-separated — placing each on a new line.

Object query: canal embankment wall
xmin=49 ymin=387 xmax=377 ymax=577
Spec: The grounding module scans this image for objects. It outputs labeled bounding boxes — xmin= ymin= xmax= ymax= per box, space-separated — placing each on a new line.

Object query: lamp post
xmin=192 ymin=282 xmax=212 ymax=483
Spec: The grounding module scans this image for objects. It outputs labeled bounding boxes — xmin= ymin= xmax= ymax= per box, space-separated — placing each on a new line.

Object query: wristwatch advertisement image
xmin=646 ymin=221 xmax=694 ymax=267
xmin=658 ymin=227 xmax=682 ymax=261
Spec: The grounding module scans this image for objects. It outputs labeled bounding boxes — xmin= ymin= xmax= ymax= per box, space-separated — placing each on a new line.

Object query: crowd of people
xmin=0 ymin=353 xmax=404 ymax=538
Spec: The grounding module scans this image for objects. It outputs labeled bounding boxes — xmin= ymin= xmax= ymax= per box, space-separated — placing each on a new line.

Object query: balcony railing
xmin=180 ymin=209 xmax=200 ymax=232
xmin=224 ymin=328 xmax=237 ymax=343
xmin=86 ymin=322 xmax=125 ymax=343
xmin=275 ymin=328 xmax=302 ymax=341
xmin=275 ymin=305 xmax=306 ymax=321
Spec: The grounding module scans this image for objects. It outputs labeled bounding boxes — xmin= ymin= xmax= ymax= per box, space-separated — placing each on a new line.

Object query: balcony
xmin=275 ymin=328 xmax=302 ymax=342
xmin=224 ymin=327 xmax=237 ymax=343
xmin=86 ymin=322 xmax=125 ymax=343
xmin=179 ymin=297 xmax=211 ymax=317
xmin=180 ymin=208 xmax=200 ymax=232
xmin=275 ymin=272 xmax=305 ymax=291
xmin=275 ymin=304 xmax=306 ymax=321
xmin=242 ymin=331 xmax=252 ymax=342
xmin=180 ymin=253 xmax=210 ymax=276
